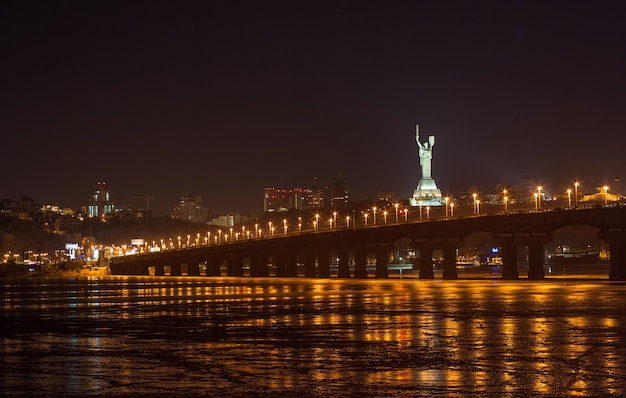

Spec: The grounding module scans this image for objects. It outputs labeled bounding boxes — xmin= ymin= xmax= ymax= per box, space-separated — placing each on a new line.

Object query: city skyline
xmin=2 ymin=1 xmax=626 ymax=216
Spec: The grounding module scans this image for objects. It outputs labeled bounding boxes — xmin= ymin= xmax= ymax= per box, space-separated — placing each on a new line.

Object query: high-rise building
xmin=172 ymin=194 xmax=207 ymax=223
xmin=264 ymin=188 xmax=307 ymax=212
xmin=330 ymin=180 xmax=349 ymax=209
xmin=87 ymin=181 xmax=114 ymax=218
xmin=305 ymin=186 xmax=324 ymax=209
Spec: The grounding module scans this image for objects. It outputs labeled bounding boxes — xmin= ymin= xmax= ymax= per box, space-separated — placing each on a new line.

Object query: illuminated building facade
xmin=172 ymin=194 xmax=207 ymax=223
xmin=264 ymin=188 xmax=307 ymax=212
xmin=330 ymin=180 xmax=350 ymax=209
xmin=87 ymin=181 xmax=114 ymax=218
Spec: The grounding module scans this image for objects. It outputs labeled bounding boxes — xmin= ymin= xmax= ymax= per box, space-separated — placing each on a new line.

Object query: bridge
xmin=110 ymin=206 xmax=626 ymax=280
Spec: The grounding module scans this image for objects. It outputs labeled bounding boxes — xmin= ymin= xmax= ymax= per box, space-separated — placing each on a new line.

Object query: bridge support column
xmin=317 ymin=249 xmax=331 ymax=278
xmin=414 ymin=241 xmax=434 ymax=279
xmin=354 ymin=246 xmax=368 ymax=279
xmin=374 ymin=245 xmax=391 ymax=278
xmin=206 ymin=257 xmax=220 ymax=276
xmin=598 ymin=229 xmax=626 ymax=281
xmin=227 ymin=256 xmax=244 ymax=277
xmin=285 ymin=250 xmax=298 ymax=277
xmin=304 ymin=250 xmax=317 ymax=278
xmin=275 ymin=252 xmax=288 ymax=277
xmin=526 ymin=235 xmax=550 ymax=280
xmin=498 ymin=236 xmax=519 ymax=280
xmin=442 ymin=241 xmax=459 ymax=280
xmin=337 ymin=247 xmax=350 ymax=278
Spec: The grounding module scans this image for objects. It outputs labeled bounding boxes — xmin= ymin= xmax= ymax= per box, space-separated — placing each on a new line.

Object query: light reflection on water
xmin=1 ymin=275 xmax=625 ymax=397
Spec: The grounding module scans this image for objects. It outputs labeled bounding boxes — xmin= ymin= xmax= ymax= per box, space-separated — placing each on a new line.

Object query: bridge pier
xmin=285 ymin=250 xmax=299 ymax=277
xmin=206 ymin=257 xmax=221 ymax=276
xmin=374 ymin=245 xmax=392 ymax=278
xmin=354 ymin=246 xmax=368 ymax=278
xmin=317 ymin=248 xmax=331 ymax=278
xmin=598 ymin=229 xmax=626 ymax=281
xmin=413 ymin=241 xmax=434 ymax=279
xmin=227 ymin=256 xmax=244 ymax=277
xmin=497 ymin=235 xmax=519 ymax=279
xmin=442 ymin=241 xmax=460 ymax=280
xmin=526 ymin=235 xmax=550 ymax=280
xmin=337 ymin=247 xmax=351 ymax=278
xmin=304 ymin=250 xmax=317 ymax=278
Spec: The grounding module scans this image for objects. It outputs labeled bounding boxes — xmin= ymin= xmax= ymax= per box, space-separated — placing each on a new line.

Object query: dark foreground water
xmin=1 ymin=274 xmax=625 ymax=397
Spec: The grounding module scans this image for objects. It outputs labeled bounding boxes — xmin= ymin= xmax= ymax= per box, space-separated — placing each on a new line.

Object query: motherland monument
xmin=410 ymin=124 xmax=443 ymax=206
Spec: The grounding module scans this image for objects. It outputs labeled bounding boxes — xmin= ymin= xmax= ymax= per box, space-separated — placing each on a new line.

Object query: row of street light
xmin=138 ymin=180 xmax=621 ymax=253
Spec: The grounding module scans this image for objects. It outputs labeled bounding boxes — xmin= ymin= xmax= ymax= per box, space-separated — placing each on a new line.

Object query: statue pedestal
xmin=410 ymin=177 xmax=442 ymax=206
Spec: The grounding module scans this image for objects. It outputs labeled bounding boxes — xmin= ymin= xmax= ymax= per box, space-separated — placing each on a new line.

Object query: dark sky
xmin=2 ymin=1 xmax=626 ymax=216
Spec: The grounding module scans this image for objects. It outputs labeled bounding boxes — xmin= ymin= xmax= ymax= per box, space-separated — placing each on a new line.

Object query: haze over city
xmin=2 ymin=1 xmax=626 ymax=215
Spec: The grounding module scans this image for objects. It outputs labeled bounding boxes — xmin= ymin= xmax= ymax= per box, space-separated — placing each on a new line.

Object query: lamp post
xmin=567 ymin=189 xmax=572 ymax=208
xmin=364 ymin=212 xmax=369 ymax=227
xmin=383 ymin=210 xmax=388 ymax=224
xmin=329 ymin=218 xmax=333 ymax=229
xmin=404 ymin=207 xmax=408 ymax=222
xmin=254 ymin=223 xmax=259 ymax=238
xmin=534 ymin=193 xmax=539 ymax=211
xmin=346 ymin=215 xmax=350 ymax=229
xmin=373 ymin=207 xmax=377 ymax=225
xmin=444 ymin=197 xmax=449 ymax=218
xmin=315 ymin=214 xmax=320 ymax=231
xmin=537 ymin=186 xmax=542 ymax=209
xmin=473 ymin=193 xmax=477 ymax=214
xmin=504 ymin=196 xmax=508 ymax=213
xmin=574 ymin=181 xmax=580 ymax=208
xmin=426 ymin=206 xmax=430 ymax=219
xmin=177 ymin=236 xmax=181 ymax=249
xmin=450 ymin=203 xmax=455 ymax=217
xmin=419 ymin=201 xmax=423 ymax=220
xmin=603 ymin=185 xmax=609 ymax=205
xmin=476 ymin=200 xmax=480 ymax=215
xmin=616 ymin=177 xmax=620 ymax=203
xmin=283 ymin=219 xmax=287 ymax=235
xmin=333 ymin=211 xmax=337 ymax=227
xmin=395 ymin=203 xmax=399 ymax=223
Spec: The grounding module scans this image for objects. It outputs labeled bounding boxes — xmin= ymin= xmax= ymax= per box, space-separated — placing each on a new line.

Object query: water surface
xmin=1 ymin=275 xmax=625 ymax=397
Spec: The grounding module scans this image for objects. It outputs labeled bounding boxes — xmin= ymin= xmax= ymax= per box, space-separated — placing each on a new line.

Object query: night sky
xmin=2 ymin=1 xmax=626 ymax=216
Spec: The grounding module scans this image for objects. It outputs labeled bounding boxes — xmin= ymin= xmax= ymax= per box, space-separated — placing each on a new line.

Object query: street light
xmin=283 ymin=219 xmax=288 ymax=235
xmin=450 ymin=202 xmax=455 ymax=217
xmin=394 ymin=203 xmax=399 ymax=222
xmin=346 ymin=215 xmax=350 ymax=229
xmin=567 ymin=189 xmax=572 ymax=208
xmin=444 ymin=197 xmax=449 ymax=217
xmin=537 ymin=186 xmax=542 ymax=209
xmin=333 ymin=211 xmax=337 ymax=227
xmin=504 ymin=196 xmax=509 ymax=213
xmin=315 ymin=214 xmax=320 ymax=231
xmin=419 ymin=200 xmax=423 ymax=220
xmin=473 ymin=193 xmax=477 ymax=214
xmin=383 ymin=210 xmax=388 ymax=224
xmin=476 ymin=200 xmax=480 ymax=215
xmin=329 ymin=218 xmax=333 ymax=229
xmin=534 ymin=193 xmax=539 ymax=211
xmin=574 ymin=181 xmax=580 ymax=208
xmin=364 ymin=212 xmax=369 ymax=226
xmin=603 ymin=185 xmax=609 ymax=205
xmin=426 ymin=206 xmax=430 ymax=219
xmin=373 ymin=207 xmax=377 ymax=225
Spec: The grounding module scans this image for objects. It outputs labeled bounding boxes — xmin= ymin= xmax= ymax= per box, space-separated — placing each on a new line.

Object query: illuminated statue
xmin=410 ymin=124 xmax=442 ymax=206
xmin=416 ymin=125 xmax=435 ymax=179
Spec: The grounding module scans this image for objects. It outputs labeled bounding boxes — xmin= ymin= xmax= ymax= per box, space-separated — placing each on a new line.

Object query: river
xmin=1 ymin=273 xmax=625 ymax=397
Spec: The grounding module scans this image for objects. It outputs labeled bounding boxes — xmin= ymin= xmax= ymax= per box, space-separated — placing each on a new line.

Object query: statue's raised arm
xmin=415 ymin=125 xmax=422 ymax=148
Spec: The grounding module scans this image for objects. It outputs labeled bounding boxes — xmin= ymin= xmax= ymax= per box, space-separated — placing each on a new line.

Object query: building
xmin=330 ymin=180 xmax=350 ymax=209
xmin=264 ymin=188 xmax=308 ymax=212
xmin=87 ymin=181 xmax=114 ymax=218
xmin=171 ymin=194 xmax=207 ymax=223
